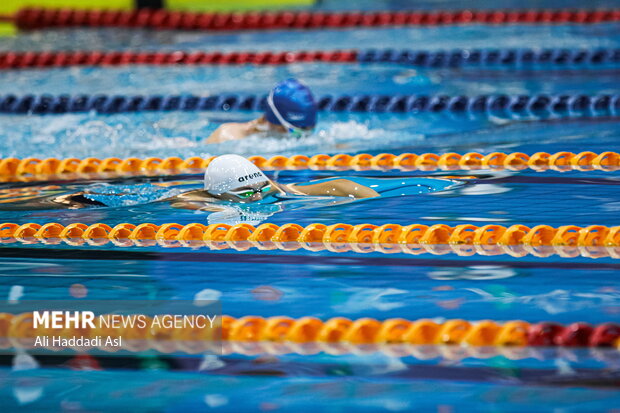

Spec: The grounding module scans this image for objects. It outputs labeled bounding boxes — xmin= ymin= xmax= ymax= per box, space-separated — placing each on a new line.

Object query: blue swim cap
xmin=264 ymin=78 xmax=317 ymax=129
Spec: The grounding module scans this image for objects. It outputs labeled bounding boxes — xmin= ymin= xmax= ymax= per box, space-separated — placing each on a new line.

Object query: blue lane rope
xmin=359 ymin=48 xmax=620 ymax=68
xmin=0 ymin=93 xmax=619 ymax=118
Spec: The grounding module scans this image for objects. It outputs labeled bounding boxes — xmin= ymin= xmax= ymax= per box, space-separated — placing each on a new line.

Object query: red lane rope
xmin=0 ymin=50 xmax=358 ymax=69
xmin=12 ymin=8 xmax=620 ymax=31
xmin=2 ymin=47 xmax=620 ymax=70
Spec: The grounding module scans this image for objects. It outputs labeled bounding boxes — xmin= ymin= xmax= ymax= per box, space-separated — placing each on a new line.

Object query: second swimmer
xmin=205 ymin=78 xmax=317 ymax=143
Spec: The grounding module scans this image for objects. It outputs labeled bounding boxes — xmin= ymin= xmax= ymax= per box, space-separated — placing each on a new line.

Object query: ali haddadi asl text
xmin=34 ymin=335 xmax=121 ymax=347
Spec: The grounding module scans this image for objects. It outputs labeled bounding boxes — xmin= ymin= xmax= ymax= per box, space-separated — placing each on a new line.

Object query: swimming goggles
xmin=227 ymin=183 xmax=272 ymax=200
xmin=267 ymin=90 xmax=313 ymax=139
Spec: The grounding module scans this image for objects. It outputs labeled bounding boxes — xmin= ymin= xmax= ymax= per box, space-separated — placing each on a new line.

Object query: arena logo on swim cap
xmin=238 ymin=172 xmax=264 ymax=183
xmin=286 ymin=112 xmax=305 ymax=121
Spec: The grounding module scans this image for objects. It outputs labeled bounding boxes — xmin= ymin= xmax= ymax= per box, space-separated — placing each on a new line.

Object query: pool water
xmin=1 ymin=0 xmax=620 ymax=411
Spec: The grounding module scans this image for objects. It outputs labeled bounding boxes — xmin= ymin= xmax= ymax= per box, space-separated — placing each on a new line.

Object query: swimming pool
xmin=0 ymin=0 xmax=619 ymax=411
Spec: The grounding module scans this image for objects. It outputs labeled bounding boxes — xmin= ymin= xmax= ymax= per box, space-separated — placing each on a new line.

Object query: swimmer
xmin=174 ymin=154 xmax=380 ymax=205
xmin=0 ymin=155 xmax=468 ymax=220
xmin=205 ymin=78 xmax=317 ymax=143
xmin=0 ymin=154 xmax=379 ymax=211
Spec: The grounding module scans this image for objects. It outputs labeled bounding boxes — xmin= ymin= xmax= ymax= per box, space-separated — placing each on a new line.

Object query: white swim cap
xmin=204 ymin=154 xmax=269 ymax=195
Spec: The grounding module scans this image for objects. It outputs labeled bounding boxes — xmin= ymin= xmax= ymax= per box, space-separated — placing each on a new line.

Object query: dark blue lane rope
xmin=359 ymin=48 xmax=620 ymax=68
xmin=1 ymin=93 xmax=619 ymax=118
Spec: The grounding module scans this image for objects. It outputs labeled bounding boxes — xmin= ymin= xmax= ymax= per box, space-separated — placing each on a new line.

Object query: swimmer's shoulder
xmin=205 ymin=121 xmax=255 ymax=143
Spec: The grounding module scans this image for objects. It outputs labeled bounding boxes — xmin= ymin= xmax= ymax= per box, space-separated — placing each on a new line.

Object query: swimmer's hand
xmin=289 ymin=179 xmax=380 ymax=199
xmin=53 ymin=192 xmax=107 ymax=209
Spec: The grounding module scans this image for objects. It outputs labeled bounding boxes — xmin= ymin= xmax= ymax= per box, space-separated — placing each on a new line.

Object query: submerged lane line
xmin=0 ymin=248 xmax=619 ymax=269
xmin=1 ymin=354 xmax=618 ymax=387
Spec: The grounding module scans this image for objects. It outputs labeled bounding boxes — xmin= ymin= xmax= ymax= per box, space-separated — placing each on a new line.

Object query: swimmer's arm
xmin=165 ymin=190 xmax=227 ymax=211
xmin=164 ymin=189 xmax=213 ymax=203
xmin=289 ymin=179 xmax=380 ymax=199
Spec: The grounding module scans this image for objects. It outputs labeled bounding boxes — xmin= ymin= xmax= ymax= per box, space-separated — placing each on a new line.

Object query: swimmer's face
xmin=259 ymin=117 xmax=313 ymax=139
xmin=218 ymin=181 xmax=273 ymax=203
xmin=267 ymin=122 xmax=313 ymax=139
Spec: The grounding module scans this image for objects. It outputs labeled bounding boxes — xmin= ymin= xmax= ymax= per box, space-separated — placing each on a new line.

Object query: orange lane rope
xmin=0 ymin=151 xmax=618 ymax=182
xmin=2 ymin=313 xmax=619 ymax=349
xmin=1 ymin=222 xmax=619 ymax=259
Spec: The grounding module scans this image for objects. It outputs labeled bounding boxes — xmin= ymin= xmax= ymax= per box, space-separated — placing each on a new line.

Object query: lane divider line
xmin=11 ymin=8 xmax=620 ymax=31
xmin=0 ymin=151 xmax=618 ymax=183
xmin=1 ymin=92 xmax=618 ymax=117
xmin=1 ymin=48 xmax=619 ymax=69
xmin=1 ymin=222 xmax=619 ymax=260
xmin=2 ymin=312 xmax=619 ymax=348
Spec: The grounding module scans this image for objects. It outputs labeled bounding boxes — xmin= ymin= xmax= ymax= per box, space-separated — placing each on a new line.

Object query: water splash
xmin=0 ymin=113 xmax=438 ymax=159
xmin=83 ymin=183 xmax=186 ymax=207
